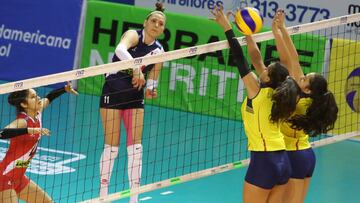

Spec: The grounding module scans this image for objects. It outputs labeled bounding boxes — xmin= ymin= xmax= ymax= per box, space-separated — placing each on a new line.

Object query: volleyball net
xmin=0 ymin=13 xmax=359 ymax=203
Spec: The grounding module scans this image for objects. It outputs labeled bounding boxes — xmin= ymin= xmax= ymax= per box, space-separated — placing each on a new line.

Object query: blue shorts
xmin=287 ymin=148 xmax=316 ymax=179
xmin=100 ymin=72 xmax=144 ymax=109
xmin=245 ymin=150 xmax=291 ymax=189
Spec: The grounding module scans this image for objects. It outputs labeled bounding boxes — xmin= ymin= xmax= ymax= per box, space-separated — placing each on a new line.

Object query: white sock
xmin=99 ymin=144 xmax=119 ymax=197
xmin=127 ymin=144 xmax=143 ymax=203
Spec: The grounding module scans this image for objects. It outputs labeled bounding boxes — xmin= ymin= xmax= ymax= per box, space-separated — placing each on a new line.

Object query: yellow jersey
xmin=241 ymin=87 xmax=286 ymax=151
xmin=281 ymin=97 xmax=312 ymax=151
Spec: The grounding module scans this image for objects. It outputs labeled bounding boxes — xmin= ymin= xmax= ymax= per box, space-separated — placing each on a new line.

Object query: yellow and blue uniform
xmin=242 ymin=87 xmax=286 ymax=151
xmin=281 ymin=97 xmax=316 ymax=179
xmin=242 ymin=86 xmax=291 ymax=189
xmin=281 ymin=97 xmax=312 ymax=150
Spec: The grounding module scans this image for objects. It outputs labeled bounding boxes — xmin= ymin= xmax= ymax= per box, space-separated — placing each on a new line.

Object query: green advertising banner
xmin=79 ymin=1 xmax=326 ymax=120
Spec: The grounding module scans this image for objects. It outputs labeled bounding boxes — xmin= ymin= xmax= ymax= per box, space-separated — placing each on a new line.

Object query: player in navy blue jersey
xmin=98 ymin=3 xmax=166 ymax=203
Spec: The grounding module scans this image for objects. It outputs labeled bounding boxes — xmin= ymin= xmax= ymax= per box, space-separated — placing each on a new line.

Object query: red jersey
xmin=0 ymin=112 xmax=41 ymax=178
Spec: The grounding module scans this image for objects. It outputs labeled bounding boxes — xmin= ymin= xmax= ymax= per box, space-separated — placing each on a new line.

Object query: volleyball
xmin=345 ymin=67 xmax=360 ymax=112
xmin=234 ymin=7 xmax=263 ymax=35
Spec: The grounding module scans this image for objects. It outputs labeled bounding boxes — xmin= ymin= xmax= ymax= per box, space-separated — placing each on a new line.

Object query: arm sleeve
xmin=0 ymin=128 xmax=28 ymax=139
xmin=115 ymin=44 xmax=133 ymax=61
xmin=225 ymin=30 xmax=250 ymax=78
xmin=45 ymin=87 xmax=66 ymax=103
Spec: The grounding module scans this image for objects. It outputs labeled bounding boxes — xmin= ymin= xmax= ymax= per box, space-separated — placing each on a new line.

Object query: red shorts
xmin=0 ymin=175 xmax=30 ymax=194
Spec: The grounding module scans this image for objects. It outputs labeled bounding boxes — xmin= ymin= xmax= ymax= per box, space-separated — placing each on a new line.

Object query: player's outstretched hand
xmin=28 ymin=127 xmax=51 ymax=136
xmin=276 ymin=9 xmax=286 ymax=29
xmin=65 ymin=81 xmax=79 ymax=95
xmin=210 ymin=5 xmax=233 ymax=31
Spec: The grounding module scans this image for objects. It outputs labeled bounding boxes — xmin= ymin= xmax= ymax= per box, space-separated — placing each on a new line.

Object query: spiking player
xmin=98 ymin=2 xmax=166 ymax=203
xmin=0 ymin=82 xmax=77 ymax=202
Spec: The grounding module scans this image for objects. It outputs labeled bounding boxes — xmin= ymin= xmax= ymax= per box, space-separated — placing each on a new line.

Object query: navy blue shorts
xmin=100 ymin=72 xmax=144 ymax=109
xmin=245 ymin=150 xmax=291 ymax=189
xmin=287 ymin=148 xmax=316 ymax=179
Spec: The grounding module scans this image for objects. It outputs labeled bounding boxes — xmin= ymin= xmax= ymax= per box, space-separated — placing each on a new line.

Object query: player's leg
xmin=243 ymin=152 xmax=272 ymax=203
xmin=268 ymin=151 xmax=292 ymax=203
xmin=245 ymin=151 xmax=291 ymax=203
xmin=99 ymin=108 xmax=121 ymax=197
xmin=302 ymin=177 xmax=312 ymax=202
xmin=284 ymin=148 xmax=316 ymax=203
xmin=0 ymin=189 xmax=18 ymax=203
xmin=267 ymin=183 xmax=288 ymax=203
xmin=282 ymin=178 xmax=305 ymax=203
xmin=301 ymin=148 xmax=316 ymax=202
xmin=243 ymin=181 xmax=271 ymax=203
xmin=122 ymin=108 xmax=144 ymax=203
xmin=18 ymin=180 xmax=52 ymax=203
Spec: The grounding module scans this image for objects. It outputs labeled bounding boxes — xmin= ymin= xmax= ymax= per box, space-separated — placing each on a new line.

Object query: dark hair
xmin=8 ymin=89 xmax=29 ymax=114
xmin=146 ymin=2 xmax=166 ymax=20
xmin=288 ymin=74 xmax=338 ymax=136
xmin=266 ymin=62 xmax=289 ymax=89
xmin=270 ymin=77 xmax=300 ymax=122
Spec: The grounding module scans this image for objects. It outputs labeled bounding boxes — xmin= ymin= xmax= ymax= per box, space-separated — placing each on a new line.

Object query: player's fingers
xmin=219 ymin=4 xmax=224 ymax=11
xmin=226 ymin=11 xmax=233 ymax=19
xmin=71 ymin=89 xmax=79 ymax=95
xmin=42 ymin=128 xmax=50 ymax=136
xmin=132 ymin=77 xmax=137 ymax=85
xmin=133 ymin=78 xmax=141 ymax=89
xmin=138 ymin=80 xmax=145 ymax=90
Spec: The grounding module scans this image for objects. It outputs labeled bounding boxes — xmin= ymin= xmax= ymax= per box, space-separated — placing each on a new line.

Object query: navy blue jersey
xmin=101 ymin=29 xmax=164 ymax=110
xmin=112 ymin=29 xmax=164 ymax=74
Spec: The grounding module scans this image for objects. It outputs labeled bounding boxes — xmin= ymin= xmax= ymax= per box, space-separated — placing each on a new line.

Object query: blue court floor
xmin=0 ymin=89 xmax=359 ymax=203
xmin=132 ymin=140 xmax=360 ymax=203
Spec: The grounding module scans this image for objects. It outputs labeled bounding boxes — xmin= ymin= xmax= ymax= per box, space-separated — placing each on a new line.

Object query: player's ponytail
xmin=288 ymin=74 xmax=338 ymax=136
xmin=8 ymin=89 xmax=29 ymax=114
xmin=270 ymin=77 xmax=300 ymax=123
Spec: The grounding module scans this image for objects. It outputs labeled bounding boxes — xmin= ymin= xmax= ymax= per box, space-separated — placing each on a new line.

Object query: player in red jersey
xmin=0 ymin=82 xmax=77 ymax=203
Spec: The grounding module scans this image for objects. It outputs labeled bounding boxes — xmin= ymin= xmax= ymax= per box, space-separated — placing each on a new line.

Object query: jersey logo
xmin=246 ymin=106 xmax=254 ymax=113
xmin=16 ymin=160 xmax=31 ymax=168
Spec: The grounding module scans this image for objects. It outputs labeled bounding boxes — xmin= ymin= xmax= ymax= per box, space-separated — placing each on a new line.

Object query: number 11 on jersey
xmin=104 ymin=96 xmax=110 ymax=104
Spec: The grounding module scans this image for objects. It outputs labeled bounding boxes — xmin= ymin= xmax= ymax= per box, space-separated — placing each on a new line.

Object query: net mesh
xmin=0 ymin=13 xmax=359 ymax=203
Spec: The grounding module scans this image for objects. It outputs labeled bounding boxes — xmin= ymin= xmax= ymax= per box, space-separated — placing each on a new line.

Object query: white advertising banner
xmin=135 ymin=0 xmax=360 ymax=28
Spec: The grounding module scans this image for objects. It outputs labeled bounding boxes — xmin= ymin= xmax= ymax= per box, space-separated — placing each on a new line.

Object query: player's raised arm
xmin=210 ymin=6 xmax=260 ymax=99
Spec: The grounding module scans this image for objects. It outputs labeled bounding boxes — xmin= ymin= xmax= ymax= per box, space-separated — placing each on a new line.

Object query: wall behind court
xmin=135 ymin=0 xmax=359 ymax=26
xmin=0 ymin=0 xmax=84 ymax=84
xmin=328 ymin=39 xmax=360 ymax=134
xmin=78 ymin=1 xmax=325 ymax=120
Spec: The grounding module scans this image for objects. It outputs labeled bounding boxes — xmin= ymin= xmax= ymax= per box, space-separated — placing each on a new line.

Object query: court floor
xmin=0 ymin=89 xmax=359 ymax=203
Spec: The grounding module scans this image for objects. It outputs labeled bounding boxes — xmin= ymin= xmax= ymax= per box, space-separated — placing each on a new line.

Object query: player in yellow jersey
xmin=272 ymin=10 xmax=338 ymax=203
xmin=211 ymin=6 xmax=302 ymax=203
